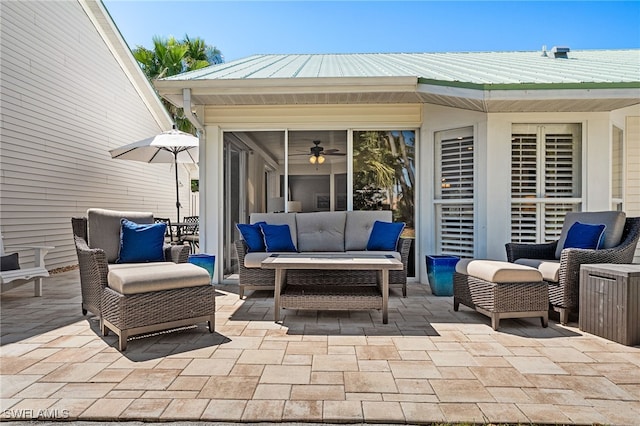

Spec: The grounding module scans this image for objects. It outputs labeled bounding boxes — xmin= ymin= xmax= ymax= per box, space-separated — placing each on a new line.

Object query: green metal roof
xmin=163 ymin=49 xmax=640 ymax=88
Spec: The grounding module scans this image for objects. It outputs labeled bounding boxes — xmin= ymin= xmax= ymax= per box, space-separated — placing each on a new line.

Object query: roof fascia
xmin=418 ymin=78 xmax=640 ymax=91
xmin=418 ymin=82 xmax=640 ymax=102
xmin=155 ymin=76 xmax=419 ymax=96
xmin=78 ymin=0 xmax=173 ymax=129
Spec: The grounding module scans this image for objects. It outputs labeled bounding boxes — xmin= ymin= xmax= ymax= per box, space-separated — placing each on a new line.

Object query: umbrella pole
xmin=174 ymin=152 xmax=180 ymax=222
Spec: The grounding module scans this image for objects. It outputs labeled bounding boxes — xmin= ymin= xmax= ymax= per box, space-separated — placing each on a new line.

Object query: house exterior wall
xmin=0 ymin=0 xmax=183 ymax=270
xmin=614 ymin=105 xmax=640 ymax=261
xmin=201 ymin=101 xmax=639 ymax=283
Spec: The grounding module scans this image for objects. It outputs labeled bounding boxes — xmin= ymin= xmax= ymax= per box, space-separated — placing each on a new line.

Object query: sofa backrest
xmin=345 ymin=210 xmax=393 ymax=250
xmin=248 ymin=210 xmax=394 ymax=252
xmin=250 ymin=212 xmax=298 ymax=247
xmin=296 ymin=212 xmax=346 ymax=252
xmin=555 ymin=210 xmax=627 ymax=259
xmin=87 ymin=208 xmax=154 ymax=263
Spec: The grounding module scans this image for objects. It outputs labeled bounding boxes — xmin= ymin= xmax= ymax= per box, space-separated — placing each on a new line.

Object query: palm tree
xmin=132 ymin=35 xmax=223 ymax=134
xmin=353 ymin=131 xmax=415 ymax=227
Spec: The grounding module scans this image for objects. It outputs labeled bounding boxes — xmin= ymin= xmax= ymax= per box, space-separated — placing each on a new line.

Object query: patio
xmin=1 ymin=270 xmax=639 ymax=424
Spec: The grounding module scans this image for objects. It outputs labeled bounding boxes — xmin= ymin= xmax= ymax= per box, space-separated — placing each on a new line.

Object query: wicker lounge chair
xmin=506 ymin=214 xmax=640 ymax=324
xmin=71 ymin=209 xmax=215 ymax=350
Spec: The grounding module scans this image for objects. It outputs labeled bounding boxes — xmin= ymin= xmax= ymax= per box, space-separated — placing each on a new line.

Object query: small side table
xmin=579 ymin=264 xmax=640 ymax=346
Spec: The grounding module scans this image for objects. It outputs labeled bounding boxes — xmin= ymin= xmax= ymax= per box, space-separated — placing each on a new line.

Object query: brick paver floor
xmin=1 ymin=270 xmax=639 ymax=424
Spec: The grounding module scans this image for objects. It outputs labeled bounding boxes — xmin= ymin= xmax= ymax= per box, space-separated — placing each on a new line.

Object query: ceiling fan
xmin=293 ymin=140 xmax=346 ymax=165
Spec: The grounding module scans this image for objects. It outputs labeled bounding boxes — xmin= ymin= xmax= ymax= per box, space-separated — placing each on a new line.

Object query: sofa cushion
xmin=555 ymin=211 xmax=626 ymax=259
xmin=250 ymin=213 xmax=298 ymax=247
xmin=260 ymin=224 xmax=297 ymax=252
xmin=514 ymin=258 xmax=560 ymax=282
xmin=87 ymin=208 xmax=154 ymax=263
xmin=117 ymin=219 xmax=166 ymax=263
xmin=237 ymin=222 xmax=267 ymax=252
xmin=107 ymin=263 xmax=210 ymax=295
xmin=345 ymin=210 xmax=392 ymax=250
xmin=563 ymin=222 xmax=606 ymax=251
xmin=367 ymin=221 xmax=405 ymax=251
xmin=296 ymin=212 xmax=346 ymax=252
xmin=456 ymin=259 xmax=543 ymax=283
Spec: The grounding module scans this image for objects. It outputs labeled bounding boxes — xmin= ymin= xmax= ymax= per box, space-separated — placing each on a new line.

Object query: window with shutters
xmin=434 ymin=127 xmax=474 ymax=257
xmin=511 ymin=124 xmax=582 ymax=244
xmin=612 ymin=126 xmax=624 ymax=211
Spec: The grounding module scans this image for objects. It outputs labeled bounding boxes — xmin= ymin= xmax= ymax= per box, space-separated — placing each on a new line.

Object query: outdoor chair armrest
xmin=505 ymin=241 xmax=557 ymax=262
xmin=4 ymin=245 xmax=54 ymax=267
xmin=74 ymin=235 xmax=109 ymax=290
xmin=164 ymin=244 xmax=190 ymax=263
xmin=398 ymin=237 xmax=412 ymax=271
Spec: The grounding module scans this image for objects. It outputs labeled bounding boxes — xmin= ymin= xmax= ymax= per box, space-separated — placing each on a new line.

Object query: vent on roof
xmin=550 ymin=46 xmax=570 ymax=59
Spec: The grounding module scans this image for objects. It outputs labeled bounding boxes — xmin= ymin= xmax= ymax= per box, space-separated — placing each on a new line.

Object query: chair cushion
xmin=1 ymin=253 xmax=20 ymax=271
xmin=107 ymin=263 xmax=210 ymax=295
xmin=514 ymin=258 xmax=560 ymax=282
xmin=367 ymin=221 xmax=405 ymax=251
xmin=296 ymin=212 xmax=346 ymax=252
xmin=250 ymin=212 xmax=298 ymax=247
xmin=563 ymin=222 xmax=606 ymax=251
xmin=345 ymin=211 xmax=392 ymax=250
xmin=555 ymin=211 xmax=626 ymax=259
xmin=87 ymin=208 xmax=154 ymax=263
xmin=237 ymin=222 xmax=266 ymax=252
xmin=117 ymin=219 xmax=166 ymax=263
xmin=456 ymin=259 xmax=543 ymax=283
xmin=260 ymin=224 xmax=297 ymax=252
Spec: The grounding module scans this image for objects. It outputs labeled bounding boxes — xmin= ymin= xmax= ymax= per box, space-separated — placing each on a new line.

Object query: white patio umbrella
xmin=109 ymin=126 xmax=198 ymax=222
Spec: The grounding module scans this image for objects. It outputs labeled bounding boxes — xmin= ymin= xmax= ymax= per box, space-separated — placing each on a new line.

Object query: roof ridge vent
xmin=550 ymin=46 xmax=570 ymax=59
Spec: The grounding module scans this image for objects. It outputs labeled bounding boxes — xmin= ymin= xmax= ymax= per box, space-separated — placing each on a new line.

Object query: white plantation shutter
xmin=511 ymin=124 xmax=582 ymax=244
xmin=435 ymin=128 xmax=474 ymax=257
xmin=612 ymin=126 xmax=624 ymax=210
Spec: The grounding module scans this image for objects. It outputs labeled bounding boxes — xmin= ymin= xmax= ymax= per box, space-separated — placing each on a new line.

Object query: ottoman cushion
xmin=108 ymin=263 xmax=210 ymax=295
xmin=456 ymin=259 xmax=542 ymax=283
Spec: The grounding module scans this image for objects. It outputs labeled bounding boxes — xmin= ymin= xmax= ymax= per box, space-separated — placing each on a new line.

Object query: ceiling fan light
xmin=317 ymin=155 xmax=326 ymax=164
xmin=309 ymin=155 xmax=317 ymax=164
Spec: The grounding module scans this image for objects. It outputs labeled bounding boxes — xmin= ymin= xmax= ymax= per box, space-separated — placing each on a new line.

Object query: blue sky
xmin=103 ymin=1 xmax=640 ymax=62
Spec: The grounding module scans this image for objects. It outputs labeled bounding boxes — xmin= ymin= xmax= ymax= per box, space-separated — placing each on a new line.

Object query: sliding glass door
xmin=222 ymin=129 xmax=416 ymax=278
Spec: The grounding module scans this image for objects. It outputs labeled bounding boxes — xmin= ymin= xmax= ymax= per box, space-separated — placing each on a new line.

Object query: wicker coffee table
xmin=261 ymin=254 xmax=403 ymax=324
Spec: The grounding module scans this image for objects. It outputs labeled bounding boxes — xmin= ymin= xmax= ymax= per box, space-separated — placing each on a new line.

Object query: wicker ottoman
xmin=453 ymin=260 xmax=548 ymax=330
xmin=102 ymin=263 xmax=215 ymax=351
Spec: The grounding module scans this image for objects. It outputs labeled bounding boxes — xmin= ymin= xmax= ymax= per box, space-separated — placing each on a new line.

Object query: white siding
xmin=0 ymin=1 xmax=192 ymax=270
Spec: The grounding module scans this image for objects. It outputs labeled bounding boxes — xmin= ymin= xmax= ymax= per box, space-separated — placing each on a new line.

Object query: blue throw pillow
xmin=563 ymin=222 xmax=606 ymax=251
xmin=237 ymin=221 xmax=267 ymax=252
xmin=259 ymin=223 xmax=297 ymax=252
xmin=367 ymin=221 xmax=405 ymax=251
xmin=117 ymin=218 xmax=166 ymax=263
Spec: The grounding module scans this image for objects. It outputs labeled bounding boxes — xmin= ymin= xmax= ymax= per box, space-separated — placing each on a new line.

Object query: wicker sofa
xmin=72 ymin=209 xmax=215 ymax=351
xmin=506 ymin=212 xmax=640 ymax=325
xmin=234 ymin=210 xmax=411 ymax=299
